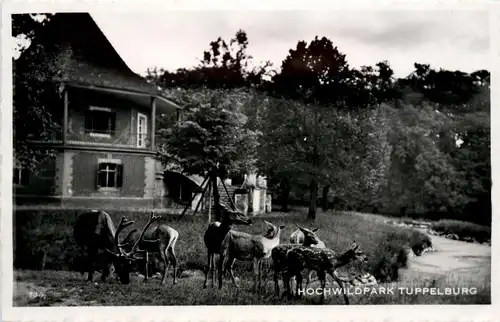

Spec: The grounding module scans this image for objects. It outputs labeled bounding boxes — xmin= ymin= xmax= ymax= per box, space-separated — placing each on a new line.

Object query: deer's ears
xmin=264 ymin=220 xmax=273 ymax=227
xmin=312 ymin=228 xmax=320 ymax=233
xmin=351 ymin=240 xmax=358 ymax=248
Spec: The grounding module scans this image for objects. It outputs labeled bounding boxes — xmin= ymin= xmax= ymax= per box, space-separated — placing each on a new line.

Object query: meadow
xmin=13 ymin=208 xmax=490 ymax=305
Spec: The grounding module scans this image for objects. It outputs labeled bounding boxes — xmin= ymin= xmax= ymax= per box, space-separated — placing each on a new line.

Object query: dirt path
xmin=403 ymin=232 xmax=491 ymax=287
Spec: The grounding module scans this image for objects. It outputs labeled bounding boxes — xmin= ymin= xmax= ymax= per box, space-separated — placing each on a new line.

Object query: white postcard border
xmin=1 ymin=0 xmax=497 ymax=321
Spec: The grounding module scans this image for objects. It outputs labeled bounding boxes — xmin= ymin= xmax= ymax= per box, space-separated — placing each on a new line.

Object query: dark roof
xmin=16 ymin=13 xmax=180 ymax=107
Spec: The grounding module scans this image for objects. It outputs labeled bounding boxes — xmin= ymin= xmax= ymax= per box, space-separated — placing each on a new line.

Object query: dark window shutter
xmin=116 ymin=164 xmax=123 ymax=188
xmin=96 ymin=163 xmax=102 ymax=189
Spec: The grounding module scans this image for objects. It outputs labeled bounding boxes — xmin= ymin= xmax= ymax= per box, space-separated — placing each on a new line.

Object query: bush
xmin=13 ymin=208 xmax=430 ymax=284
xmin=430 ymin=219 xmax=491 ymax=243
xmin=366 ymin=228 xmax=431 ymax=282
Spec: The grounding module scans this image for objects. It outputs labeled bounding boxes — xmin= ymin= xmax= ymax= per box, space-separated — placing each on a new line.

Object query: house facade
xmin=13 ymin=13 xmax=180 ymax=209
xmin=14 ymin=12 xmax=271 ymax=213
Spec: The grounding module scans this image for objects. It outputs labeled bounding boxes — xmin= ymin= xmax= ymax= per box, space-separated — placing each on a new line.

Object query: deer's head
xmin=296 ymin=224 xmax=321 ymax=246
xmin=220 ymin=202 xmax=253 ymax=226
xmin=263 ymin=220 xmax=285 ymax=239
xmin=106 ymin=213 xmax=161 ymax=284
xmin=346 ymin=241 xmax=368 ymax=263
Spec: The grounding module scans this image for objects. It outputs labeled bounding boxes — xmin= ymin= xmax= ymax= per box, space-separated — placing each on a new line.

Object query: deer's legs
xmin=86 ymin=247 xmax=98 ymax=282
xmin=211 ymin=254 xmax=217 ymax=287
xmin=227 ymin=257 xmax=239 ymax=288
xmin=273 ymin=265 xmax=280 ymax=296
xmin=295 ymin=272 xmax=303 ymax=298
xmin=282 ymin=270 xmax=293 ymax=299
xmin=332 ymin=274 xmax=349 ymax=305
xmin=258 ymin=260 xmax=265 ymax=291
xmin=167 ymin=246 xmax=178 ymax=285
xmin=101 ymin=259 xmax=112 ymax=282
xmin=159 ymin=246 xmax=170 ymax=285
xmin=306 ymin=270 xmax=314 ymax=286
xmin=218 ymin=253 xmax=224 ymax=289
xmin=203 ymin=251 xmax=212 ymax=288
xmin=252 ymin=258 xmax=259 ymax=292
xmin=318 ymin=270 xmax=327 ymax=304
xmin=144 ymin=252 xmax=149 ymax=282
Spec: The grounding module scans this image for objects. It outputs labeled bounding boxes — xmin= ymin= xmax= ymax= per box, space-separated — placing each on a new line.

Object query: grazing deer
xmin=284 ymin=241 xmax=368 ymax=304
xmin=271 ymin=225 xmax=322 ymax=296
xmin=289 ymin=227 xmax=326 ymax=286
xmin=218 ymin=220 xmax=285 ymax=292
xmin=119 ymin=214 xmax=179 ymax=285
xmin=73 ymin=210 xmax=160 ymax=284
xmin=203 ymin=202 xmax=253 ymax=288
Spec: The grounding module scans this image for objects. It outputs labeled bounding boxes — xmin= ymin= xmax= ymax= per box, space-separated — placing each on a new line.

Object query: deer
xmin=289 ymin=227 xmax=326 ymax=286
xmin=203 ymin=202 xmax=253 ymax=288
xmin=271 ymin=225 xmax=322 ymax=297
xmin=119 ymin=213 xmax=179 ymax=285
xmin=218 ymin=220 xmax=285 ymax=292
xmin=284 ymin=241 xmax=368 ymax=304
xmin=290 ymin=229 xmax=378 ymax=289
xmin=73 ymin=210 xmax=160 ymax=284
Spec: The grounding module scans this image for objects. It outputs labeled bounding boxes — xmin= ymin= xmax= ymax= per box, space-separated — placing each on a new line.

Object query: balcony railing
xmin=27 ymin=131 xmax=153 ymax=150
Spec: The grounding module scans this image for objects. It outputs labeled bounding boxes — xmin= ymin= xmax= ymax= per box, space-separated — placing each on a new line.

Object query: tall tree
xmin=13 ymin=13 xmax=62 ymax=171
xmin=155 ymin=88 xmax=260 ymax=220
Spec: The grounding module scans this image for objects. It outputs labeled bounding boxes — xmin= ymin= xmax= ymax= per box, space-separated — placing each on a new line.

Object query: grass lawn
xmin=13 ymin=267 xmax=490 ymax=305
xmin=12 ymin=208 xmax=490 ymax=305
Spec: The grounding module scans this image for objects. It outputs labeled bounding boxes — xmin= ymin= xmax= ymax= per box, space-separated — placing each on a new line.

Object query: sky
xmin=11 ymin=9 xmax=489 ymax=79
xmin=87 ymin=9 xmax=489 ymax=79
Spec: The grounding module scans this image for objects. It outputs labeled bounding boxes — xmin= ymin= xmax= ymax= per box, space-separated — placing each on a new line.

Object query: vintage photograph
xmin=7 ymin=4 xmax=491 ymax=308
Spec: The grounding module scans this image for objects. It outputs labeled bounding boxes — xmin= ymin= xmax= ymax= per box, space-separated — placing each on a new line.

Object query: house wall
xmin=71 ymin=151 xmax=146 ymax=197
xmin=14 ymin=158 xmax=57 ymax=196
xmin=66 ymin=89 xmax=151 ymax=148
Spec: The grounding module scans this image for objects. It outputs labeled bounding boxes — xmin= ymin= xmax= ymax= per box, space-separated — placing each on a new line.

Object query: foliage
xmin=13 ymin=13 xmax=61 ymax=171
xmin=16 ymin=14 xmax=490 ymax=225
xmin=155 ymin=87 xmax=261 ymax=177
xmin=430 ymin=219 xmax=491 ymax=243
xmin=380 ymin=102 xmax=469 ymax=215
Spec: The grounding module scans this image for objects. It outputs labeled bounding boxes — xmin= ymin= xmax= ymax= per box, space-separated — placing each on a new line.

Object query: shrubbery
xmin=430 ymin=219 xmax=491 ymax=243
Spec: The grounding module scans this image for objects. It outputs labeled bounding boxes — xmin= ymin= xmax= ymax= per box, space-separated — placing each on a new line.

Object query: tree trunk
xmin=281 ymin=178 xmax=290 ymax=212
xmin=211 ymin=171 xmax=221 ymax=221
xmin=308 ymin=179 xmax=318 ymax=220
xmin=321 ymin=184 xmax=330 ymax=212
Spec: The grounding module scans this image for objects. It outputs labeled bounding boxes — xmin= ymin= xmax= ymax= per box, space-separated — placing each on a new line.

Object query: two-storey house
xmin=13 ymin=12 xmax=192 ymax=209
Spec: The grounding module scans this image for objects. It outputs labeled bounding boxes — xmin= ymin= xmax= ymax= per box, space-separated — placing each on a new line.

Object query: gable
xmin=15 ymin=13 xmax=161 ymax=96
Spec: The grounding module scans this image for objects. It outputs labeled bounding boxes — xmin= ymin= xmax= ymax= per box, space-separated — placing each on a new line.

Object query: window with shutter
xmin=96 ymin=159 xmax=123 ymax=190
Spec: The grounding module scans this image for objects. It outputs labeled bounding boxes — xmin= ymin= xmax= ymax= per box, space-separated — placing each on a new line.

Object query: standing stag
xmin=284 ymin=241 xmax=368 ymax=304
xmin=203 ymin=202 xmax=253 ymax=288
xmin=219 ymin=220 xmax=285 ymax=292
xmin=120 ymin=215 xmax=179 ymax=285
xmin=73 ymin=210 xmax=160 ymax=284
xmin=271 ymin=225 xmax=322 ymax=296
